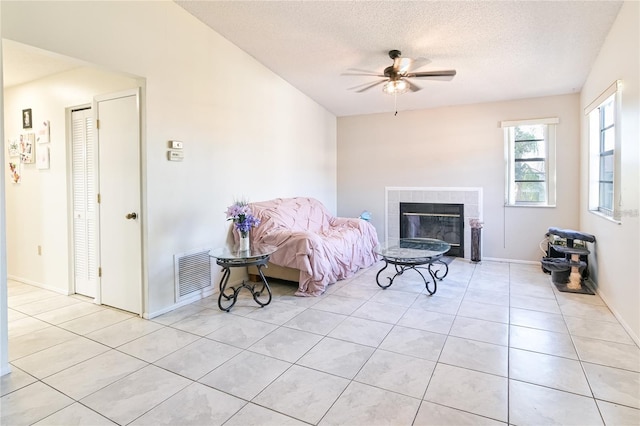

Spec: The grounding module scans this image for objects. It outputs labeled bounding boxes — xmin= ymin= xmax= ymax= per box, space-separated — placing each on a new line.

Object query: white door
xmin=95 ymin=89 xmax=142 ymax=314
xmin=71 ymin=108 xmax=97 ymax=298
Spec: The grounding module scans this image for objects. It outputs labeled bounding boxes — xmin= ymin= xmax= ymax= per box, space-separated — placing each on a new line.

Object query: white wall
xmin=337 ymin=94 xmax=580 ymax=262
xmin=2 ymin=1 xmax=337 ymax=316
xmin=4 ymin=67 xmax=139 ymax=292
xmin=579 ymin=1 xmax=639 ymax=342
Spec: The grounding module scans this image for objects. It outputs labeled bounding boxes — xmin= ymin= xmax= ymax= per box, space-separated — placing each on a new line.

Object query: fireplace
xmin=400 ymin=202 xmax=464 ymax=257
xmin=386 ymin=187 xmax=482 ymax=260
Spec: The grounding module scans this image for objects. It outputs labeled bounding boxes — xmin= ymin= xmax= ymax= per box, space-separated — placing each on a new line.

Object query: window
xmin=502 ymin=118 xmax=558 ymax=206
xmin=587 ymin=81 xmax=621 ymax=221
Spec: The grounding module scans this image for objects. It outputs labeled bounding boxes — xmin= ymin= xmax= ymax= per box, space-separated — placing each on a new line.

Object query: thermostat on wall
xmin=168 ymin=150 xmax=184 ymax=161
xmin=169 ymin=140 xmax=183 ymax=149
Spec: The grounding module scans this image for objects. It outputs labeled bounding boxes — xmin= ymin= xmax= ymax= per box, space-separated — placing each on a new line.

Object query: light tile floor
xmin=2 ymin=260 xmax=639 ymax=425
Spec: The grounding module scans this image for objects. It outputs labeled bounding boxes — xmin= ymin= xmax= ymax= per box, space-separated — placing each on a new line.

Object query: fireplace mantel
xmin=385 ymin=187 xmax=483 ymax=259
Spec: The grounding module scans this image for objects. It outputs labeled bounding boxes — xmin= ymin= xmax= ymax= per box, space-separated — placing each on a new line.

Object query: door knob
xmin=126 ymin=212 xmax=138 ymax=220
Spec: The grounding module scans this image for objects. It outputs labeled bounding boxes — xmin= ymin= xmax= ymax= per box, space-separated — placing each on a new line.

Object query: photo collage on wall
xmin=6 ymin=109 xmax=51 ymax=183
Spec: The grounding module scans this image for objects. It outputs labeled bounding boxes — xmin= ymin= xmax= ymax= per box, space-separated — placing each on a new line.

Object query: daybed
xmin=247 ymin=197 xmax=379 ymax=296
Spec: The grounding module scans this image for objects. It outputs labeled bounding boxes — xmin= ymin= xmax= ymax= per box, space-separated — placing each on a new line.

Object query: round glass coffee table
xmin=375 ymin=238 xmax=451 ymax=295
xmin=209 ymin=242 xmax=278 ymax=312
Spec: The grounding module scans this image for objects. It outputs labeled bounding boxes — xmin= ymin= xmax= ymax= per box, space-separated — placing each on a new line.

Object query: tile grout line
xmin=4 ymin=262 xmax=638 ymax=425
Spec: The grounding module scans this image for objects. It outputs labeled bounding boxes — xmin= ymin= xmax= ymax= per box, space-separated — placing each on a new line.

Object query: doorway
xmin=70 ymin=89 xmax=142 ymax=314
xmin=94 ymin=89 xmax=142 ymax=314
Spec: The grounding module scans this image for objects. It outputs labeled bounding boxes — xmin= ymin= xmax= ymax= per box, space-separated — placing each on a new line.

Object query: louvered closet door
xmin=72 ymin=108 xmax=97 ymax=298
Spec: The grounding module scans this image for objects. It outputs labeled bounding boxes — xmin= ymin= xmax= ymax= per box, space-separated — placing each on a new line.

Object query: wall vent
xmin=174 ymin=248 xmax=212 ymax=302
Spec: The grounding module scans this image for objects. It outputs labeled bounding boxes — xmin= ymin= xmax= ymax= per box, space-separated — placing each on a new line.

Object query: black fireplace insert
xmin=400 ymin=202 xmax=464 ymax=257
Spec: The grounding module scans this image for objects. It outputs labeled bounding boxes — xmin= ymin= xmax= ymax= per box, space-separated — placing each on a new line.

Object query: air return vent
xmin=174 ymin=248 xmax=212 ymax=302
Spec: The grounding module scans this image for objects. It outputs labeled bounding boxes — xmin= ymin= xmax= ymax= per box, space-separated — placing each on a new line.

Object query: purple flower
xmin=226 ymin=201 xmax=261 ymax=237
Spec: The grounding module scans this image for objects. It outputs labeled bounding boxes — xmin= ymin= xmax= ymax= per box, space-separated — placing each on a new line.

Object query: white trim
xmin=0 ymin=34 xmax=9 ymax=377
xmin=385 ymin=186 xmax=482 ymax=192
xmin=500 ymin=117 xmax=559 ymax=128
xmin=503 ymin=122 xmax=557 ymax=207
xmin=597 ymin=285 xmax=640 ymax=346
xmin=7 ymin=275 xmax=72 ymax=295
xmin=588 ymin=209 xmax=622 ymax=225
xmin=483 ymin=257 xmax=539 ymax=265
xmin=143 ymin=276 xmax=240 ymax=319
xmin=504 ymin=204 xmax=556 ymax=208
xmin=584 ymin=80 xmax=622 ymax=115
xmin=0 ymin=364 xmax=11 ymax=376
xmin=587 ymin=84 xmax=622 ymax=219
xmin=144 ymin=285 xmax=217 ymax=319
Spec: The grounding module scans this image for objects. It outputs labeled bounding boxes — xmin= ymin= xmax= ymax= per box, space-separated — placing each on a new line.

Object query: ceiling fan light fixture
xmin=383 ymin=79 xmax=408 ymax=95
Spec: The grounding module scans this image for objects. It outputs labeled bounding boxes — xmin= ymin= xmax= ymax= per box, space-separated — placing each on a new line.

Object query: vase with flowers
xmin=226 ymin=200 xmax=260 ymax=252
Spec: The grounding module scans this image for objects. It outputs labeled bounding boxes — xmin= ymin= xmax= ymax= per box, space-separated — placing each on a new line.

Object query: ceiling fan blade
xmin=393 ymin=57 xmax=412 ymax=74
xmin=407 ymin=70 xmax=457 ymax=79
xmin=341 ymin=72 xmax=385 ymax=77
xmin=406 ymin=57 xmax=431 ymax=72
xmin=347 ymin=80 xmax=381 ymax=90
xmin=345 ymin=67 xmax=383 ymax=74
xmin=406 ymin=79 xmax=422 ymax=92
xmin=399 ymin=57 xmax=413 ymax=74
xmin=352 ymin=79 xmax=387 ymax=93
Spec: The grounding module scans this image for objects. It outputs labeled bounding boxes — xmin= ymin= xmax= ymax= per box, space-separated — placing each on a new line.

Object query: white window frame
xmin=502 ymin=117 xmax=558 ymax=207
xmin=586 ymin=80 xmax=622 ymax=222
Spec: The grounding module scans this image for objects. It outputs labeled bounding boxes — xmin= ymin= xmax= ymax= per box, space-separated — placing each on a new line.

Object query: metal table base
xmin=216 ymin=256 xmax=272 ymax=312
xmin=376 ymin=256 xmax=449 ymax=295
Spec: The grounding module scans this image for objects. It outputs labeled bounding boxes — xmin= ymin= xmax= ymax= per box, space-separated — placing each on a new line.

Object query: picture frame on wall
xmin=9 ymin=161 xmax=21 ymax=183
xmin=22 ymin=108 xmax=33 ymax=129
xmin=37 ymin=120 xmax=50 ymax=144
xmin=36 ymin=146 xmax=50 ymax=170
xmin=7 ymin=139 xmax=19 ymax=157
xmin=19 ymin=133 xmax=35 ymax=163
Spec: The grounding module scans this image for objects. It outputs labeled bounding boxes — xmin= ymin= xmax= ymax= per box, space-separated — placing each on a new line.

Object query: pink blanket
xmin=249 ymin=197 xmax=379 ymax=296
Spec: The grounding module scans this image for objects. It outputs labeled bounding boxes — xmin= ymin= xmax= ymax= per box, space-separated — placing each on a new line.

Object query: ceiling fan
xmin=344 ymin=49 xmax=456 ymax=95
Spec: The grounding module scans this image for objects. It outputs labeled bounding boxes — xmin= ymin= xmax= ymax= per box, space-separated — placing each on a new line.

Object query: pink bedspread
xmin=249 ymin=197 xmax=379 ymax=296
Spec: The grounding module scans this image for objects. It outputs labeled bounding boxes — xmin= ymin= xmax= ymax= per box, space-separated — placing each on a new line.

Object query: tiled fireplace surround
xmin=385 ymin=187 xmax=483 ymax=259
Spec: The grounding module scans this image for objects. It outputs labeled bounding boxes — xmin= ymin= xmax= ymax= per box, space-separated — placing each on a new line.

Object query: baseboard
xmin=478 ymin=261 xmax=640 ymax=346
xmin=0 ymin=363 xmax=12 ymax=377
xmin=144 ymin=279 xmax=232 ymax=319
xmin=595 ymin=286 xmax=640 ymax=347
xmin=7 ymin=275 xmax=71 ymax=295
xmin=482 ymin=257 xmax=539 ymax=265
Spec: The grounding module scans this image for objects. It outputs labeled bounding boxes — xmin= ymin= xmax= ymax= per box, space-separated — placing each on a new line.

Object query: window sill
xmin=589 ymin=209 xmax=622 ymax=225
xmin=505 ymin=204 xmax=556 ymax=208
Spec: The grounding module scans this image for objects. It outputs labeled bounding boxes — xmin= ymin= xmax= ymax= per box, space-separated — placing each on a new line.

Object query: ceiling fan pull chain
xmin=394 ymin=92 xmax=398 ymax=116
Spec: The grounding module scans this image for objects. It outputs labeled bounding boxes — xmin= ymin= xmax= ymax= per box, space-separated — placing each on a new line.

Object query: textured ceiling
xmin=177 ymin=0 xmax=623 ymax=116
xmin=2 ymin=2 xmax=623 ymax=118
